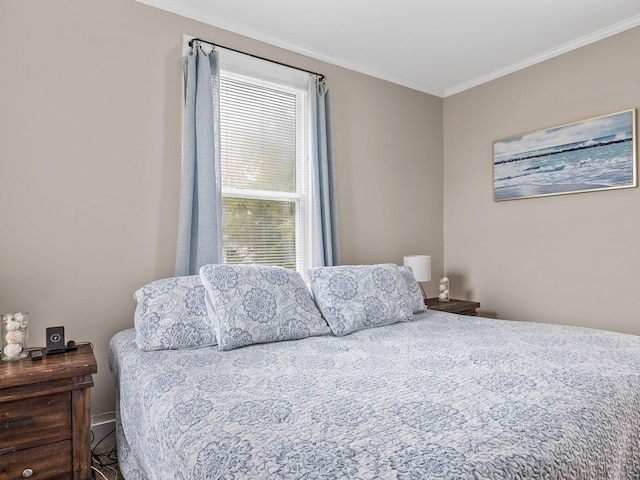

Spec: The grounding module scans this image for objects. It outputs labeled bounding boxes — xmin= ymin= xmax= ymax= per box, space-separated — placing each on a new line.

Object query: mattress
xmin=110 ymin=310 xmax=640 ymax=479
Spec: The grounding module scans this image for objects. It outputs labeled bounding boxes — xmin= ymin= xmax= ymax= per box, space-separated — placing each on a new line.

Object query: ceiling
xmin=137 ymin=0 xmax=640 ymax=97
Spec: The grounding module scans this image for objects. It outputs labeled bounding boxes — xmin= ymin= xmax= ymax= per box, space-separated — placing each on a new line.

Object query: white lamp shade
xmin=403 ymin=255 xmax=431 ymax=282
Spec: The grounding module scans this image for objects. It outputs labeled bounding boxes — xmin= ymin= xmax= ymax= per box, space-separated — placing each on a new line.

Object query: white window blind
xmin=218 ymin=50 xmax=311 ymax=273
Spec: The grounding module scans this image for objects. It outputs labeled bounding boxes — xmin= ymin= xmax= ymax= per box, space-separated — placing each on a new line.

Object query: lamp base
xmin=419 ymin=283 xmax=428 ymax=303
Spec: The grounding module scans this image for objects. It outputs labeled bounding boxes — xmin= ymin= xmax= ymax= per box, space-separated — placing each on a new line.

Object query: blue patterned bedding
xmin=110 ymin=311 xmax=640 ymax=479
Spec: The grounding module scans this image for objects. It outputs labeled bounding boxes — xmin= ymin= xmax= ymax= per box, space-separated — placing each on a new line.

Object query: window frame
xmin=217 ymin=50 xmax=314 ymax=274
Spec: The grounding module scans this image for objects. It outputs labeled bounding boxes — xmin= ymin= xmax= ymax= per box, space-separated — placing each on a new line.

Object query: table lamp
xmin=403 ymin=255 xmax=431 ymax=300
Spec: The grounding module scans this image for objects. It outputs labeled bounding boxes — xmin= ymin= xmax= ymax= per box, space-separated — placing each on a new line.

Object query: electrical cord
xmin=91 ymin=427 xmax=119 ymax=478
xmin=91 ymin=465 xmax=109 ymax=480
xmin=92 ymin=458 xmax=119 ymax=480
xmin=28 ymin=341 xmax=93 ymax=353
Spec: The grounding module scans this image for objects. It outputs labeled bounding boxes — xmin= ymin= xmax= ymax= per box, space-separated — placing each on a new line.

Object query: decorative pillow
xmin=398 ymin=266 xmax=427 ymax=313
xmin=308 ymin=263 xmax=413 ymax=336
xmin=199 ymin=264 xmax=331 ymax=351
xmin=133 ymin=276 xmax=217 ymax=351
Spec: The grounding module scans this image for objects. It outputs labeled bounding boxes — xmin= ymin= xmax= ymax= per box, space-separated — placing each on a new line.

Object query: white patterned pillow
xmin=199 ymin=264 xmax=331 ymax=351
xmin=133 ymin=276 xmax=217 ymax=351
xmin=308 ymin=264 xmax=413 ymax=336
xmin=398 ymin=266 xmax=426 ymax=313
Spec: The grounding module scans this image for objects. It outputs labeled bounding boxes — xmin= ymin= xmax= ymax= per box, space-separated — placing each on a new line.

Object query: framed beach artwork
xmin=493 ymin=109 xmax=637 ymax=201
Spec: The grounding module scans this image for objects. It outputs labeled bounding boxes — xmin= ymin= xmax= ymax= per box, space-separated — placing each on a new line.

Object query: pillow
xmin=308 ymin=263 xmax=413 ymax=336
xmin=133 ymin=275 xmax=217 ymax=351
xmin=199 ymin=264 xmax=331 ymax=351
xmin=398 ymin=266 xmax=427 ymax=313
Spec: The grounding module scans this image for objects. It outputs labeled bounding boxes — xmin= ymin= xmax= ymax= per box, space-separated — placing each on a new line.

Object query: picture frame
xmin=493 ymin=109 xmax=637 ymax=201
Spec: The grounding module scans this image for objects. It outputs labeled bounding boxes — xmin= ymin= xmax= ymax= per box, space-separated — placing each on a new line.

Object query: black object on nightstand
xmin=426 ymin=297 xmax=481 ymax=316
xmin=29 ymin=349 xmax=43 ymax=361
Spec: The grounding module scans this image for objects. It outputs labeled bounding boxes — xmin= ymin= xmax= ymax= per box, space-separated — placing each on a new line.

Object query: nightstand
xmin=426 ymin=297 xmax=481 ymax=316
xmin=0 ymin=344 xmax=97 ymax=480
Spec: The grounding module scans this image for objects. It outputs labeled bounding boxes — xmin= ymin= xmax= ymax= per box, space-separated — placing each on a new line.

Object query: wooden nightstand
xmin=426 ymin=297 xmax=481 ymax=316
xmin=0 ymin=344 xmax=97 ymax=480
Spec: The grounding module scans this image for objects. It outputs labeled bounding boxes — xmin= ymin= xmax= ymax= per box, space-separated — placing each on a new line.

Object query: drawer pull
xmin=1 ymin=418 xmax=34 ymax=430
xmin=22 ymin=468 xmax=34 ymax=478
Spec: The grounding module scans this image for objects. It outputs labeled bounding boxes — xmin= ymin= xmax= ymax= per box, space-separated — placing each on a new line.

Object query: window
xmin=218 ymin=50 xmax=312 ymax=273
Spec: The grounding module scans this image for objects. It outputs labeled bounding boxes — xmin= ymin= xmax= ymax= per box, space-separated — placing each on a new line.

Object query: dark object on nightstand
xmin=0 ymin=344 xmax=97 ymax=479
xmin=29 ymin=350 xmax=43 ymax=361
xmin=426 ymin=297 xmax=481 ymax=316
xmin=45 ymin=326 xmax=66 ymax=355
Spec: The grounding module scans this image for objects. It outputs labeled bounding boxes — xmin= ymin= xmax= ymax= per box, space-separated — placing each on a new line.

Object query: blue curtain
xmin=311 ymin=78 xmax=341 ymax=266
xmin=175 ymin=45 xmax=223 ymax=276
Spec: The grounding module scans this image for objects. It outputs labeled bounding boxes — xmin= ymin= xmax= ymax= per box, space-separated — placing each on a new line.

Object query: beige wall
xmin=444 ymin=27 xmax=640 ymax=335
xmin=0 ymin=0 xmax=443 ymax=420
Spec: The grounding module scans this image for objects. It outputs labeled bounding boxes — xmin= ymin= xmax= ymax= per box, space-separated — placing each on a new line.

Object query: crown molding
xmin=444 ymin=14 xmax=640 ymax=97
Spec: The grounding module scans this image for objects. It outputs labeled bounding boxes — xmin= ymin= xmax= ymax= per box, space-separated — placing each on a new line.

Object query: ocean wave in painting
xmin=493 ymin=110 xmax=635 ymax=200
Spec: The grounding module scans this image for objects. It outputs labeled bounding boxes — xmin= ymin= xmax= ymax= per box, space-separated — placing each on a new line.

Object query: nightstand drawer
xmin=0 ymin=392 xmax=71 ymax=452
xmin=0 ymin=440 xmax=72 ymax=480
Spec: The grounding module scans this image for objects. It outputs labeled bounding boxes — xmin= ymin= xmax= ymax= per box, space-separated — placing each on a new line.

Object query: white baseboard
xmin=91 ymin=412 xmax=116 ymax=447
xmin=92 ymin=411 xmax=116 ymax=427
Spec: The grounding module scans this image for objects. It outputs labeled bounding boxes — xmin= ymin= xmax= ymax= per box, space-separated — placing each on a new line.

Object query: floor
xmin=92 ymin=439 xmax=121 ymax=480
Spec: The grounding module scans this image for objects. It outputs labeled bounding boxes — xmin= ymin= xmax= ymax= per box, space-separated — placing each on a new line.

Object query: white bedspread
xmin=110 ymin=310 xmax=640 ymax=479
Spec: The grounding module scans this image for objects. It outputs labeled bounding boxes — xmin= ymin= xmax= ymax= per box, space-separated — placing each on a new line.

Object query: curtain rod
xmin=188 ymin=37 xmax=325 ymax=82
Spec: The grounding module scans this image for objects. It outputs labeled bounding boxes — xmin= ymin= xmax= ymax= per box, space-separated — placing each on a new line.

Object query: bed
xmin=110 ymin=264 xmax=640 ymax=479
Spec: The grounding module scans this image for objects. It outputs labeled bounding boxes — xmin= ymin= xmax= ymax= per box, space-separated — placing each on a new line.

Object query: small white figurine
xmin=438 ymin=277 xmax=450 ymax=302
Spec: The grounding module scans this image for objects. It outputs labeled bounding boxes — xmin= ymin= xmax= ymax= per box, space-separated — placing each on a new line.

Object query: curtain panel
xmin=311 ymin=78 xmax=341 ymax=267
xmin=175 ymin=46 xmax=223 ymax=276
